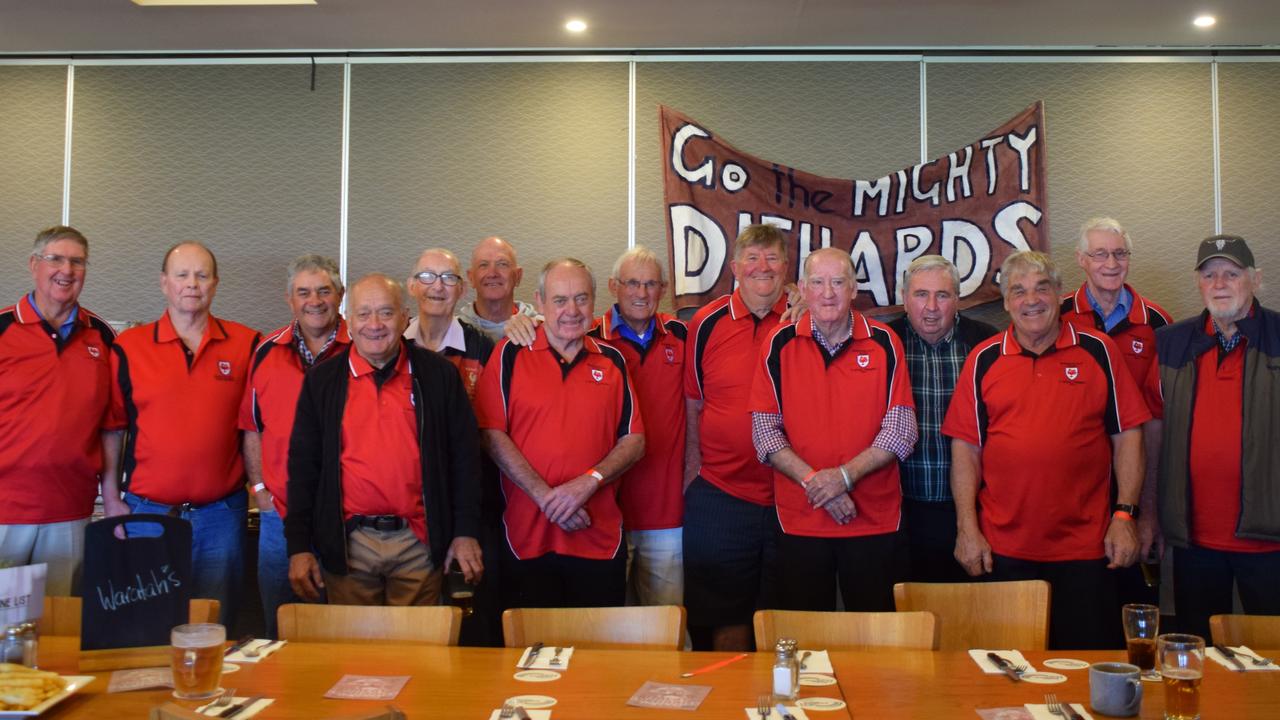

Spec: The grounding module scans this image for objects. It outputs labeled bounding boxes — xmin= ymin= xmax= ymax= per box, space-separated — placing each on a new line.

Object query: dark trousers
xmin=457 ymin=520 xmax=505 ymax=647
xmin=501 ymin=544 xmax=626 ymax=609
xmin=776 ymin=530 xmax=907 ymax=612
xmin=902 ymin=499 xmax=970 ymax=583
xmin=1172 ymin=544 xmax=1280 ymax=640
xmin=990 ymin=554 xmax=1120 ymax=649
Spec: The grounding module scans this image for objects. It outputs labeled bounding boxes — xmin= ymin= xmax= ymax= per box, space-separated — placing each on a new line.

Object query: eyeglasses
xmin=1083 ymin=249 xmax=1132 ymax=262
xmin=34 ymin=253 xmax=88 ymax=269
xmin=620 ymin=279 xmax=663 ymax=291
xmin=413 ymin=271 xmax=461 ymax=287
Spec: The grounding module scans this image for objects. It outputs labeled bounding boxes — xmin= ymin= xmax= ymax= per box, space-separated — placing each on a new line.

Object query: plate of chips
xmin=0 ymin=663 xmax=92 ymax=717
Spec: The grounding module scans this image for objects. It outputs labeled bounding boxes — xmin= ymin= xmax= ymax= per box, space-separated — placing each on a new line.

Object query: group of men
xmin=1 ymin=219 xmax=1276 ymax=649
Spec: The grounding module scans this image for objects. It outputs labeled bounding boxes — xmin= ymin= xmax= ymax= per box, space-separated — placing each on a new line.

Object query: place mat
xmin=975 ymin=708 xmax=1031 ymax=720
xmin=107 ymin=667 xmax=172 ymax=693
xmin=1207 ymin=646 xmax=1279 ymax=672
xmin=195 ymin=696 xmax=275 ymax=718
xmin=486 ymin=710 xmax=550 ymax=720
xmin=742 ymin=705 xmax=809 ymax=719
xmin=968 ymin=649 xmax=1036 ymax=674
xmin=626 ymin=680 xmax=712 ymax=710
xmin=796 ymin=650 xmax=832 ymax=674
xmin=516 ymin=646 xmax=574 ymax=670
xmin=1024 ymin=703 xmax=1093 ymax=720
xmin=225 ymin=639 xmax=285 ymax=663
xmin=324 ymin=675 xmax=410 ymax=700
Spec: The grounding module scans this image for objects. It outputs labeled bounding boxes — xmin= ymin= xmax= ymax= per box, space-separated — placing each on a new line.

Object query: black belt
xmin=348 ymin=515 xmax=407 ymax=532
xmin=128 ymin=491 xmax=236 ymax=517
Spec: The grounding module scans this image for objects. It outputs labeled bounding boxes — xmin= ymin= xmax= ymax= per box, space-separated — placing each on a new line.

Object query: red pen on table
xmin=680 ymin=652 xmax=750 ymax=678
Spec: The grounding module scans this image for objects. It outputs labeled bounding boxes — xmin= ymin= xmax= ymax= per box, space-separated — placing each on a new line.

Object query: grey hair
xmin=903 ymin=254 xmax=961 ymax=295
xmin=611 ymin=245 xmax=666 ymax=283
xmin=537 ymin=257 xmax=596 ymax=297
xmin=1077 ymin=216 xmax=1132 ymax=253
xmin=286 ymin=254 xmax=343 ymax=295
xmin=802 ymin=247 xmax=855 ymax=282
xmin=1000 ymin=250 xmax=1061 ymax=299
xmin=415 ymin=247 xmax=462 ymax=276
xmin=32 ymin=226 xmax=88 ymax=257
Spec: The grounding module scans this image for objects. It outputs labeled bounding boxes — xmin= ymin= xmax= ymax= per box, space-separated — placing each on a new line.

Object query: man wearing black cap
xmin=1148 ymin=234 xmax=1280 ymax=639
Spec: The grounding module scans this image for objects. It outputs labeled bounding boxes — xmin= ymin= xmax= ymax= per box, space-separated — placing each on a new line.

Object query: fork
xmin=757 ymin=694 xmax=772 ymax=718
xmin=1044 ymin=693 xmax=1067 ymax=718
xmin=549 ymin=647 xmax=564 ymax=666
xmin=1235 ymin=647 xmax=1275 ymax=666
xmin=205 ymin=689 xmax=236 ymax=715
xmin=498 ymin=701 xmax=516 ymax=719
xmin=244 ymin=640 xmax=280 ymax=658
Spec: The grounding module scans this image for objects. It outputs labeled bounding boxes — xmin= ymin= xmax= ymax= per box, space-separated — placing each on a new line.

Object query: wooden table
xmin=34 ymin=638 xmax=1279 ymax=718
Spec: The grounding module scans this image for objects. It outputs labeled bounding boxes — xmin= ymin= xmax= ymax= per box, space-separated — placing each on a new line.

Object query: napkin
xmin=225 ymin=639 xmax=286 ymax=663
xmin=516 ymin=646 xmax=575 ymax=670
xmin=797 ymin=649 xmax=833 ymax=674
xmin=968 ymin=649 xmax=1036 ymax=674
xmin=487 ymin=710 xmax=551 ymax=720
xmin=1206 ymin=645 xmax=1280 ymax=672
xmin=742 ymin=706 xmax=809 ymax=720
xmin=195 ymin=697 xmax=275 ymax=718
xmin=1024 ymin=703 xmax=1093 ymax=720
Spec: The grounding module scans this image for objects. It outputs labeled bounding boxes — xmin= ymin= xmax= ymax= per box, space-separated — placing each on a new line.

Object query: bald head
xmin=468 ymin=235 xmax=523 ymax=306
xmin=410 ymin=247 xmax=465 ymax=319
xmin=348 ymin=273 xmax=408 ymax=368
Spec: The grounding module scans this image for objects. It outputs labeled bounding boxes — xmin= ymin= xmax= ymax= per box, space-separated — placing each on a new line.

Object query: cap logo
xmin=856 ymin=353 xmax=870 ymax=368
xmin=591 ymin=368 xmax=604 ymax=382
xmin=1216 ymin=238 xmax=1227 ymax=250
xmin=218 ymin=360 xmax=232 ymax=376
xmin=1131 ymin=339 xmax=1144 ymax=354
xmin=1065 ymin=366 xmax=1079 ymax=381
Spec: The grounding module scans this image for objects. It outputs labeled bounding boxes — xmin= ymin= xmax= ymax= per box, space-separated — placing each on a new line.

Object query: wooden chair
xmin=893 ymin=580 xmax=1050 ymax=650
xmin=37 ymin=595 xmax=220 ymax=636
xmin=501 ymin=605 xmax=686 ymax=650
xmin=1209 ymin=614 xmax=1280 ymax=648
xmin=276 ymin=603 xmax=463 ymax=645
xmin=753 ymin=609 xmax=939 ymax=650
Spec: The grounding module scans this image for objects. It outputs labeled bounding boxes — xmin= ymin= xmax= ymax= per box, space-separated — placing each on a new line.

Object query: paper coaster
xmin=514 ymin=670 xmax=562 ymax=683
xmin=796 ymin=697 xmax=847 ymax=711
xmin=1042 ymin=659 xmax=1089 ymax=670
xmin=504 ymin=694 xmax=557 ymax=708
xmin=798 ymin=673 xmax=837 ymax=687
xmin=1019 ymin=672 xmax=1067 ymax=684
xmin=1140 ymin=671 xmax=1162 ymax=682
xmin=222 ymin=663 xmax=241 ymax=674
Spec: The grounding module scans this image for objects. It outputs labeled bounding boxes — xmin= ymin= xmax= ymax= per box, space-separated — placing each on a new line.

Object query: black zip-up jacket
xmin=284 ymin=342 xmax=482 ymax=574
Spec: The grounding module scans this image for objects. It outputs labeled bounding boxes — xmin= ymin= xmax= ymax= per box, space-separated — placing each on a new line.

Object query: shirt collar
xmin=1074 ymin=283 xmax=1154 ymax=327
xmin=728 ymin=288 xmax=789 ymax=321
xmin=999 ymin=319 xmax=1077 ymax=356
xmin=606 ymin=304 xmax=657 ymax=345
xmin=18 ymin=293 xmax=82 ymax=334
xmin=903 ymin=317 xmax=956 ymax=347
xmin=156 ymin=309 xmax=226 ymax=345
xmin=529 ymin=325 xmax=602 ymax=355
xmin=403 ymin=316 xmax=468 ymax=353
xmin=795 ymin=309 xmax=872 ymax=341
xmin=273 ymin=317 xmax=350 ymax=346
xmin=348 ymin=338 xmax=409 ymax=378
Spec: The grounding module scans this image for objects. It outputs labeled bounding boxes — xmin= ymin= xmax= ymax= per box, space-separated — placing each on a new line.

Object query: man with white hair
xmin=1148 ymin=235 xmax=1280 ymax=639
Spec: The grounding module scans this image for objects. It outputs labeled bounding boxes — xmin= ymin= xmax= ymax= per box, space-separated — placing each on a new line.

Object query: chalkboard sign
xmin=79 ymin=514 xmax=192 ymax=669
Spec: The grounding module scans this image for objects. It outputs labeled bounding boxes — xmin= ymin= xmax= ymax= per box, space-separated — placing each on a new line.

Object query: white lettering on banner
xmin=670 ymin=122 xmax=716 ymax=188
xmin=850 ymin=231 xmax=890 ymax=306
xmin=94 ymin=564 xmax=183 ymax=612
xmin=894 ymin=226 xmax=935 ymax=303
xmin=1006 ymin=127 xmax=1038 ymax=192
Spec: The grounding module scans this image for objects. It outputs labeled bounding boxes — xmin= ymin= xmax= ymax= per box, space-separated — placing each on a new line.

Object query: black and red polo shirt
xmin=590 ymin=308 xmax=687 ymax=531
xmin=1060 ymin=283 xmax=1171 ymax=411
xmin=340 ymin=343 xmax=427 ymax=546
xmin=474 ymin=327 xmax=642 ymax=560
xmin=0 ymin=295 xmax=116 ymax=523
xmin=750 ymin=311 xmax=914 ymax=538
xmin=942 ymin=320 xmax=1151 ymax=562
xmin=684 ymin=290 xmax=789 ymax=506
xmin=110 ymin=312 xmax=260 ymax=505
xmin=238 ymin=320 xmax=350 ymax=516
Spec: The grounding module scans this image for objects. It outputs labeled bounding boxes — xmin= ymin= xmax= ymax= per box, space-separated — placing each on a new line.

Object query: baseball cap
xmin=1196 ymin=234 xmax=1255 ymax=269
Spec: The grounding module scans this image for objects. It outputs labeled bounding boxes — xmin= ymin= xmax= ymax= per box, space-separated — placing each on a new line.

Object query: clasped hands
xmin=536 ymin=474 xmax=598 ymax=532
xmin=803 ymin=467 xmax=856 ymax=525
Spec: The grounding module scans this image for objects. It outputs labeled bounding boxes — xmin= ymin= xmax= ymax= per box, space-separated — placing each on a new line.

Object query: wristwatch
xmin=1112 ymin=503 xmax=1139 ymax=519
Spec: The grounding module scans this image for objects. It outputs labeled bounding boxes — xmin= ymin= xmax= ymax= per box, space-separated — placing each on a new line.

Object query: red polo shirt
xmin=685 ymin=290 xmax=788 ymax=506
xmin=340 ymin=345 xmax=427 ymax=546
xmin=942 ymin=321 xmax=1151 ymax=561
xmin=110 ymin=312 xmax=260 ymax=505
xmin=590 ymin=309 xmax=687 ymax=531
xmin=474 ymin=328 xmax=643 ymax=560
xmin=238 ymin=320 xmax=350 ymax=516
xmin=1060 ymin=283 xmax=1171 ymax=411
xmin=750 ymin=311 xmax=914 ymax=537
xmin=0 ymin=296 xmax=116 ymax=523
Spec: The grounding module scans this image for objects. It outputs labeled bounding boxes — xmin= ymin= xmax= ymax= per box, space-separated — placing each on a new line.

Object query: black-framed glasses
xmin=34 ymin=253 xmax=88 ymax=269
xmin=413 ymin=271 xmax=461 ymax=287
xmin=1083 ymin=249 xmax=1132 ymax=262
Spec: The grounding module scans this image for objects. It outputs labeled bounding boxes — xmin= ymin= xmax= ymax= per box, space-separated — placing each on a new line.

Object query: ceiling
xmin=1 ymin=0 xmax=1277 ymax=56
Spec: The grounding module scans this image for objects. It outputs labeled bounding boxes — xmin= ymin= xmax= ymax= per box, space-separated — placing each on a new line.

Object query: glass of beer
xmin=1123 ymin=603 xmax=1160 ymax=679
xmin=170 ymin=623 xmax=225 ymax=700
xmin=1157 ymin=633 xmax=1204 ymax=720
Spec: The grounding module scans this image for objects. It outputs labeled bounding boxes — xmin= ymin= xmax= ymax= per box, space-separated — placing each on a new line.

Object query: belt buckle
xmin=167 ymin=502 xmax=194 ymax=517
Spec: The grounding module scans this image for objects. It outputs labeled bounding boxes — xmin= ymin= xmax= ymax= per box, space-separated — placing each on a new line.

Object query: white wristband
xmin=838 ymin=465 xmax=852 ymax=492
xmin=252 ymin=482 xmax=266 ymax=493
xmin=588 ymin=468 xmax=605 ymax=486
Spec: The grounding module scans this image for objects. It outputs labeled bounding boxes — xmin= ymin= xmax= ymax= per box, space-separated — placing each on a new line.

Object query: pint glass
xmin=1123 ymin=603 xmax=1160 ymax=677
xmin=1157 ymin=633 xmax=1204 ymax=720
xmin=170 ymin=623 xmax=225 ymax=699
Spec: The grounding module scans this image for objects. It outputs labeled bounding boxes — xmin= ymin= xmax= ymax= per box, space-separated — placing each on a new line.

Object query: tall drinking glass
xmin=1157 ymin=633 xmax=1204 ymax=720
xmin=170 ymin=623 xmax=225 ymax=700
xmin=1123 ymin=603 xmax=1160 ymax=679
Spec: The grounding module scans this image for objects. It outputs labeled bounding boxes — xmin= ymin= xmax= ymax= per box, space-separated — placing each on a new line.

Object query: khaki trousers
xmin=322 ymin=526 xmax=441 ymax=606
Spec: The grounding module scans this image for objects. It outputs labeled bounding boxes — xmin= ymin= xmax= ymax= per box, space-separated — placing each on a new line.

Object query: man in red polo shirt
xmin=101 ymin=242 xmax=261 ymax=631
xmin=943 ymin=250 xmax=1150 ymax=649
xmin=286 ymin=274 xmax=482 ymax=606
xmin=750 ymin=248 xmax=917 ymax=611
xmin=1148 ymin=235 xmax=1280 ymax=640
xmin=0 ymin=226 xmax=118 ymax=595
xmin=684 ymin=223 xmax=791 ymax=651
xmin=475 ymin=258 xmax=644 ymax=608
xmin=240 ymin=254 xmax=348 ymax=637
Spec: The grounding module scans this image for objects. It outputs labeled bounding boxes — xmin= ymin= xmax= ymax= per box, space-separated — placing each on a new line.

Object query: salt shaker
xmin=772 ymin=638 xmax=799 ymax=702
xmin=19 ymin=622 xmax=38 ymax=668
xmin=1 ymin=625 xmax=22 ymax=664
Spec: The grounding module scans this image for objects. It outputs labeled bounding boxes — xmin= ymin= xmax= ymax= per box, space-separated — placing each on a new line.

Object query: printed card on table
xmin=626 ymin=681 xmax=712 ymax=711
xmin=107 ymin=667 xmax=174 ymax=692
xmin=324 ymin=675 xmax=411 ymax=700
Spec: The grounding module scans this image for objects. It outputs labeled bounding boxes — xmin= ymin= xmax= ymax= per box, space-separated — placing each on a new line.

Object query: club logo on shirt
xmin=1064 ymin=366 xmax=1080 ymax=381
xmin=856 ymin=353 xmax=871 ymax=368
xmin=591 ymin=368 xmax=604 ymax=383
xmin=1131 ymin=339 xmax=1144 ymax=354
xmin=218 ymin=360 xmax=232 ymax=377
xmin=86 ymin=345 xmax=101 ymax=358
xmin=664 ymin=346 xmax=676 ymax=364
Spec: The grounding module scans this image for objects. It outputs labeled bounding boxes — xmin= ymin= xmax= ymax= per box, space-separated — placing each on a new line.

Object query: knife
xmin=1214 ymin=644 xmax=1248 ymax=671
xmin=223 ymin=634 xmax=255 ymax=656
xmin=514 ymin=707 xmax=532 ymax=720
xmin=219 ymin=695 xmax=264 ymax=719
xmin=522 ymin=641 xmax=544 ymax=668
xmin=1062 ymin=703 xmax=1086 ymax=720
xmin=774 ymin=703 xmax=798 ymax=720
xmin=986 ymin=651 xmax=1022 ymax=682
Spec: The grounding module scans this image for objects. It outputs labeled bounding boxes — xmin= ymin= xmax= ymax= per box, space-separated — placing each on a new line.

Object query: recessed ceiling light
xmin=565 ymin=19 xmax=588 ymax=33
xmin=1193 ymin=15 xmax=1217 ymax=28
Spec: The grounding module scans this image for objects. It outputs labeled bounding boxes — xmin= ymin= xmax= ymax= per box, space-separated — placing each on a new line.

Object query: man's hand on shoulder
xmin=505 ymin=313 xmax=542 ymax=347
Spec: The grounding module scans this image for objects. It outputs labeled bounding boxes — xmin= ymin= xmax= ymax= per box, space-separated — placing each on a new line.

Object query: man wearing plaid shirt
xmin=888 ymin=256 xmax=997 ymax=582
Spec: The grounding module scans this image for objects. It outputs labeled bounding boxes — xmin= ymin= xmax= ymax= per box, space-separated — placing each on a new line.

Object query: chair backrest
xmin=276 ymin=603 xmax=463 ymax=645
xmin=1209 ymin=614 xmax=1280 ymax=648
xmin=501 ymin=606 xmax=686 ymax=650
xmin=37 ymin=596 xmax=221 ymax=637
xmin=894 ymin=580 xmax=1050 ymax=650
xmin=753 ymin=609 xmax=939 ymax=650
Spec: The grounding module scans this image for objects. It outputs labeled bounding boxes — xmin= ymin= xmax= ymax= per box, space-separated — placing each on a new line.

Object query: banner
xmin=661 ymin=102 xmax=1049 ymax=313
